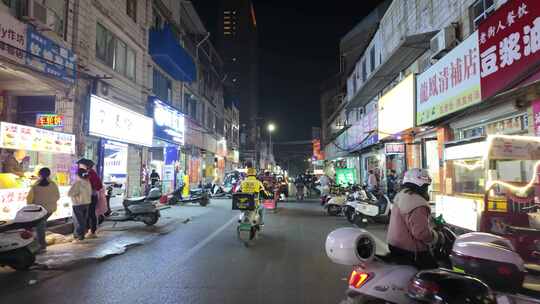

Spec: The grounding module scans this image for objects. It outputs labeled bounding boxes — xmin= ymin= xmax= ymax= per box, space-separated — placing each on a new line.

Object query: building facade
xmin=0 ymin=0 xmax=235 ymax=223
xmin=323 ymin=0 xmax=540 ymax=236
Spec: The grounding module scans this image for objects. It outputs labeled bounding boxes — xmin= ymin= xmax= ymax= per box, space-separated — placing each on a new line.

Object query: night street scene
xmin=2 ymin=0 xmax=540 ymax=303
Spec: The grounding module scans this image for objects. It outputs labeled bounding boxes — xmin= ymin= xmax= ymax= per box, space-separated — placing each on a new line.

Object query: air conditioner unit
xmin=430 ymin=26 xmax=457 ymax=60
xmin=23 ymin=0 xmax=52 ymax=31
xmin=96 ymin=80 xmax=111 ymax=97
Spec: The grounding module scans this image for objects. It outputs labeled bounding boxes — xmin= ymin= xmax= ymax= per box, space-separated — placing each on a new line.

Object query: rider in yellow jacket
xmin=240 ymin=167 xmax=270 ymax=223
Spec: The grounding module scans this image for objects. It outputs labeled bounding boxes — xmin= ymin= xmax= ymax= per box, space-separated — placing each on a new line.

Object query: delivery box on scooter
xmin=232 ymin=193 xmax=256 ymax=211
xmin=450 ymin=236 xmax=526 ymax=293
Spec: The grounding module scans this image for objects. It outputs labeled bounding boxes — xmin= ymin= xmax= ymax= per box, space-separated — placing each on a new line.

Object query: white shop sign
xmin=89 ymin=95 xmax=153 ymax=146
xmin=0 ymin=10 xmax=26 ymax=64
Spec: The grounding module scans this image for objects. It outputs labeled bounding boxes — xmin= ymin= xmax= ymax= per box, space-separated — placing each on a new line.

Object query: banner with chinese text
xmin=479 ymin=0 xmax=540 ymax=99
xmin=416 ymin=32 xmax=481 ymax=125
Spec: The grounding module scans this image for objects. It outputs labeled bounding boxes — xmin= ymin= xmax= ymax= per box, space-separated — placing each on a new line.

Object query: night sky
xmin=194 ymin=1 xmax=383 ymax=141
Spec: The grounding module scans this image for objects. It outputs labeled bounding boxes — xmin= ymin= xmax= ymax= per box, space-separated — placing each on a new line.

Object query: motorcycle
xmin=168 ymin=184 xmax=210 ymax=206
xmin=232 ymin=192 xmax=262 ymax=247
xmin=105 ymin=187 xmax=161 ymax=226
xmin=0 ymin=205 xmax=48 ymax=270
xmin=325 ymin=222 xmax=540 ymax=304
xmin=347 ymin=186 xmax=392 ymax=227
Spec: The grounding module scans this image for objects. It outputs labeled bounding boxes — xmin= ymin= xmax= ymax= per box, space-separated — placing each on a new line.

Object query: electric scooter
xmin=348 ymin=187 xmax=392 ymax=227
xmin=0 ymin=205 xmax=48 ymax=270
xmin=232 ymin=192 xmax=262 ymax=247
xmin=105 ymin=187 xmax=161 ymax=226
xmin=168 ymin=184 xmax=210 ymax=206
xmin=325 ymin=224 xmax=540 ymax=303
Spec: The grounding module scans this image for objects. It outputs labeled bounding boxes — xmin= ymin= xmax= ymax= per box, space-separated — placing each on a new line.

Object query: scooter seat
xmin=125 ymin=196 xmax=146 ymax=202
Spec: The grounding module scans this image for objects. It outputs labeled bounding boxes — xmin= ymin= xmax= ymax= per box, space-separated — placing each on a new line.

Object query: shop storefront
xmin=421 ymin=0 xmax=540 ymax=234
xmin=148 ymin=97 xmax=185 ymax=194
xmin=87 ymin=95 xmax=153 ymax=197
xmin=0 ymin=11 xmax=77 ymax=221
xmin=377 ymin=74 xmax=416 ymax=187
xmin=0 ymin=122 xmax=76 ymax=221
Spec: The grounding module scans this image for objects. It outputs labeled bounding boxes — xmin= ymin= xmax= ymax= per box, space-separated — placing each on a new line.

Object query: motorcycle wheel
xmin=9 ymin=248 xmax=35 ymax=271
xmin=199 ymin=198 xmax=209 ymax=207
xmin=142 ymin=213 xmax=159 ymax=226
xmin=327 ymin=205 xmax=340 ymax=216
xmin=353 ymin=213 xmax=368 ymax=228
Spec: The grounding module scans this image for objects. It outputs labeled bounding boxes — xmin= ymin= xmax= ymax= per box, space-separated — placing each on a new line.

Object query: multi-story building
xmin=324 ymin=0 xmax=540 ymax=237
xmin=216 ymin=0 xmax=259 ymax=165
xmin=0 ymin=0 xmax=79 ymax=221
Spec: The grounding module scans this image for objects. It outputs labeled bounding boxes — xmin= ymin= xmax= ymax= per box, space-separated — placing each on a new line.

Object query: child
xmin=68 ymin=168 xmax=92 ymax=242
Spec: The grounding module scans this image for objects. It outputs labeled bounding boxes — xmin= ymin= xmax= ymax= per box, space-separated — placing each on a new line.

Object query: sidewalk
xmin=36 ymin=205 xmax=189 ymax=270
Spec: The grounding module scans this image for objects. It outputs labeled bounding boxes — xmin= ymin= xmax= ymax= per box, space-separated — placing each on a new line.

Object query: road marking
xmin=177 ymin=216 xmax=237 ymax=263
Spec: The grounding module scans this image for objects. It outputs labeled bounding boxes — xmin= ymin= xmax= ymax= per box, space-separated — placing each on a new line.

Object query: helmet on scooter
xmin=247 ymin=167 xmax=257 ymax=176
xmin=402 ymin=168 xmax=432 ymax=187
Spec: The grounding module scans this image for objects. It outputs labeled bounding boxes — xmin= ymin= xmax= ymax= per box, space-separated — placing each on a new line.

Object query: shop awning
xmin=149 ymin=25 xmax=197 ymax=82
xmin=347 ymin=31 xmax=437 ymax=110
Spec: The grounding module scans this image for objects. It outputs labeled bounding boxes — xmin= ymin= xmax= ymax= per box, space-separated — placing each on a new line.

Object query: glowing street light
xmin=268 ymin=123 xmax=276 ymax=132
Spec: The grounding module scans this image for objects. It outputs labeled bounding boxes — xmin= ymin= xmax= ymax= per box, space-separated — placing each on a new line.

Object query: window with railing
xmin=471 ymin=0 xmax=496 ymax=29
xmin=96 ymin=23 xmax=136 ymax=80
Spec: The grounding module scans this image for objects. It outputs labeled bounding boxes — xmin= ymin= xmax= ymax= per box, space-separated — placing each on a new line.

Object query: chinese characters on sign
xmin=0 ymin=122 xmax=75 ymax=154
xmin=385 ymin=143 xmax=405 ymax=154
xmin=25 ymin=27 xmax=76 ymax=84
xmin=478 ymin=0 xmax=540 ymax=99
xmin=346 ymin=100 xmax=378 ymax=151
xmin=312 ymin=139 xmax=325 ymax=160
xmin=417 ymin=32 xmax=481 ymax=125
xmin=0 ymin=10 xmax=26 ymax=64
xmin=36 ymin=114 xmax=64 ymax=129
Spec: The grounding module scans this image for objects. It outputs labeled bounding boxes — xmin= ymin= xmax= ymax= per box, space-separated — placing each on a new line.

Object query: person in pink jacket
xmin=387 ymin=168 xmax=443 ymax=270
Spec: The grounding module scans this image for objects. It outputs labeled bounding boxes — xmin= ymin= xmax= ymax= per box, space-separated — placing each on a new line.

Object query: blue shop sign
xmin=26 ymin=27 xmax=76 ymax=83
xmin=151 ymin=97 xmax=185 ymax=145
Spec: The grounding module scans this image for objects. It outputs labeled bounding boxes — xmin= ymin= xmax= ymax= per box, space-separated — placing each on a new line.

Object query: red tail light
xmin=348 ymin=270 xmax=371 ymax=288
xmin=20 ymin=230 xmax=33 ymax=240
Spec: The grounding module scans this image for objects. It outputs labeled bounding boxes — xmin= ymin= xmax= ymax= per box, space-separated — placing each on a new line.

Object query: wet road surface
xmin=0 ymin=199 xmax=388 ymax=304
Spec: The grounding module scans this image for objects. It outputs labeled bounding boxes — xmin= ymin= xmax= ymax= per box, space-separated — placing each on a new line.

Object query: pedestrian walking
xmin=68 ymin=168 xmax=92 ymax=242
xmin=367 ymin=170 xmax=379 ymax=192
xmin=77 ymin=158 xmax=103 ymax=239
xmin=26 ymin=167 xmax=60 ymax=252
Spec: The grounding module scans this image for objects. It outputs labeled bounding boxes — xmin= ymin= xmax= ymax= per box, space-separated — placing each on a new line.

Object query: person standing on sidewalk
xmin=69 ymin=168 xmax=92 ymax=242
xmin=77 ymin=159 xmax=103 ymax=239
xmin=26 ymin=167 xmax=60 ymax=252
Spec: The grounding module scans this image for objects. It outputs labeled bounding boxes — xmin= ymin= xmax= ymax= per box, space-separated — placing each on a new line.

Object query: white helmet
xmin=402 ymin=168 xmax=432 ymax=187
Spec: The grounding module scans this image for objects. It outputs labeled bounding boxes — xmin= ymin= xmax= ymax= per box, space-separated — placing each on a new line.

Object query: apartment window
xmin=127 ymin=0 xmax=137 ymax=22
xmin=96 ymin=23 xmax=136 ymax=80
xmin=361 ymin=59 xmax=367 ymax=82
xmin=201 ymin=103 xmax=206 ymax=128
xmin=153 ymin=68 xmax=172 ymax=103
xmin=370 ymin=47 xmax=376 ymax=72
xmin=471 ymin=0 xmax=495 ymax=29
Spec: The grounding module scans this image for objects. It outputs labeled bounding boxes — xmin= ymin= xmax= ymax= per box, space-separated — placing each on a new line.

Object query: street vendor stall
xmin=0 ymin=122 xmax=76 ymax=221
xmin=436 ymin=135 xmax=540 ymax=262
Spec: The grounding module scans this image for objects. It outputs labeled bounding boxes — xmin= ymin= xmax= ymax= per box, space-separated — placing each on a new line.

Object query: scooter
xmin=168 ymin=184 xmax=210 ymax=206
xmin=348 ymin=187 xmax=392 ymax=227
xmin=325 ymin=224 xmax=540 ymax=304
xmin=0 ymin=205 xmax=48 ymax=270
xmin=232 ymin=192 xmax=262 ymax=247
xmin=106 ymin=187 xmax=161 ymax=226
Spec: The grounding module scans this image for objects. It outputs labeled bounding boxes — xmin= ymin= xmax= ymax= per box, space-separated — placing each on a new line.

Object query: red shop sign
xmin=478 ymin=0 xmax=540 ymax=99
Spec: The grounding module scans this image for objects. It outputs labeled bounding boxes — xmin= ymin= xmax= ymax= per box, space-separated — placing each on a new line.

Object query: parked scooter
xmin=168 ymin=183 xmax=210 ymax=206
xmin=0 ymin=205 xmax=48 ymax=270
xmin=325 ymin=223 xmax=540 ymax=304
xmin=106 ymin=187 xmax=161 ymax=226
xmin=232 ymin=192 xmax=262 ymax=247
xmin=347 ymin=186 xmax=392 ymax=227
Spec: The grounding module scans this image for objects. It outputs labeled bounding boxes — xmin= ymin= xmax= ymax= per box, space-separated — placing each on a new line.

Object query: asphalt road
xmin=0 ymin=199 xmax=388 ymax=304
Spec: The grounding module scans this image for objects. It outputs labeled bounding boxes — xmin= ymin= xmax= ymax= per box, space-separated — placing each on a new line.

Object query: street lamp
xmin=267 ymin=123 xmax=276 ymax=154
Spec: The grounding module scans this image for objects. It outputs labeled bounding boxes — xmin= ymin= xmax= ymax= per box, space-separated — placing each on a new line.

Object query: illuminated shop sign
xmin=89 ymin=95 xmax=153 ymax=147
xmin=151 ymin=97 xmax=185 ymax=145
xmin=36 ymin=114 xmax=64 ymax=129
xmin=0 ymin=121 xmax=75 ymax=154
